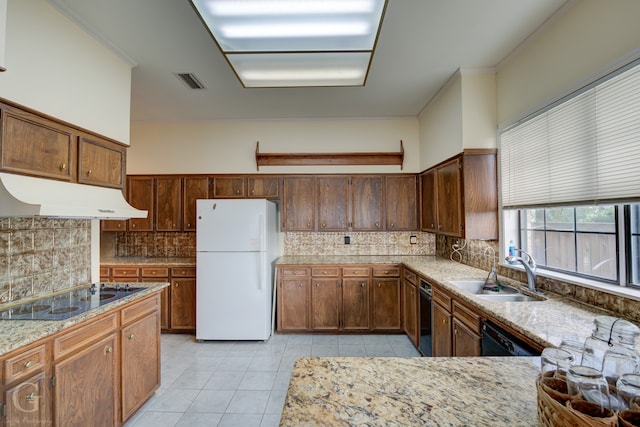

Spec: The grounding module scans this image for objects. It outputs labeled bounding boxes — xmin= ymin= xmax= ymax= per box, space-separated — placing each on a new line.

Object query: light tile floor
xmin=125 ymin=333 xmax=421 ymax=427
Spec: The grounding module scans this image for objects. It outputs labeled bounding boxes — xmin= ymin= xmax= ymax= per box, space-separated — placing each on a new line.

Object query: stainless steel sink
xmin=448 ymin=280 xmax=545 ymax=302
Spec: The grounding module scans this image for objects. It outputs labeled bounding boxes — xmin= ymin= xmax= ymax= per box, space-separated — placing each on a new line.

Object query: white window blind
xmin=501 ymin=62 xmax=640 ymax=209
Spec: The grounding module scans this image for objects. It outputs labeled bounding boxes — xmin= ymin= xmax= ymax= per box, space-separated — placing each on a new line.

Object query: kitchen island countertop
xmin=280 ymin=356 xmax=541 ymax=426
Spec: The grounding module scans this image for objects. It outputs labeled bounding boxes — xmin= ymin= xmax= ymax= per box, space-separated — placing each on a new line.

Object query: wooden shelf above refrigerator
xmin=255 ymin=141 xmax=404 ymax=170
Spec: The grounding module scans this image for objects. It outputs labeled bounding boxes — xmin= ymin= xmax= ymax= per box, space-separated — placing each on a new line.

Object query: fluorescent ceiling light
xmin=189 ymin=0 xmax=387 ymax=87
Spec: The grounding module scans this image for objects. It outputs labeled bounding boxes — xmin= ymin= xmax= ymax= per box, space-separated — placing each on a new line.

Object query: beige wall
xmin=496 ymin=0 xmax=640 ymax=127
xmin=128 ymin=118 xmax=420 ymax=175
xmin=0 ymin=0 xmax=132 ymax=144
xmin=461 ymin=71 xmax=496 ymax=150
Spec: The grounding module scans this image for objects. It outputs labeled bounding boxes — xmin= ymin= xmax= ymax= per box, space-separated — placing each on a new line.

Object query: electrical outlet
xmin=410 ymin=235 xmax=417 ymax=244
xmin=344 ymin=236 xmax=350 ymax=245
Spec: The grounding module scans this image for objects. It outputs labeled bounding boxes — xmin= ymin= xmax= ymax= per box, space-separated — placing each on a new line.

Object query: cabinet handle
xmin=105 ymin=346 xmax=113 ymax=354
xmin=175 ymin=283 xmax=180 ymax=287
xmin=361 ymin=282 xmax=365 ymax=287
xmin=315 ymin=283 xmax=319 ymax=287
xmin=251 ymin=190 xmax=255 ymax=195
xmin=236 ymin=189 xmax=240 ymax=194
xmin=59 ymin=163 xmax=67 ymax=171
xmin=378 ymin=283 xmax=381 ymax=288
xmin=152 ymin=271 xmax=156 ymax=275
xmin=431 ymin=223 xmax=435 ymax=228
xmin=390 ymin=223 xmax=395 ymax=228
xmin=128 ymin=334 xmax=135 ymax=340
xmin=87 ymin=169 xmax=93 ymax=176
xmin=375 ymin=222 xmax=379 ymax=228
xmin=25 ymin=392 xmax=37 ymax=402
xmin=299 ymin=283 xmax=304 ymax=287
xmin=321 ymin=223 xmax=326 ymax=228
xmin=442 ymin=319 xmax=446 ymax=324
xmin=307 ymin=222 xmax=311 ymax=228
xmin=24 ymin=360 xmax=35 ymax=368
xmin=187 ymin=223 xmax=192 ymax=228
xmin=131 ymin=224 xmax=137 ymax=228
xmin=384 ymin=270 xmax=389 ymax=274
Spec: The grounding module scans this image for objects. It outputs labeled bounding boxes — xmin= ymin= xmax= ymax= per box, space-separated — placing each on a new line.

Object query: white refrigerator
xmin=196 ymin=199 xmax=280 ymax=341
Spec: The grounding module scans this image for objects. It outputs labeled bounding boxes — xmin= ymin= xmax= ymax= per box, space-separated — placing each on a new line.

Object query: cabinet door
xmin=77 ymin=136 xmax=125 ymax=189
xmin=342 ymin=278 xmax=370 ymax=330
xmin=432 ymin=303 xmax=452 ymax=357
xmin=310 ymin=278 xmax=340 ymax=330
xmin=128 ymin=177 xmax=154 ymax=231
xmin=371 ymin=278 xmax=401 ymax=331
xmin=183 ymin=177 xmax=209 ymax=231
xmin=1 ymin=109 xmax=74 ymax=181
xmin=316 ymin=176 xmax=349 ymax=231
xmin=403 ymin=281 xmax=418 ymax=347
xmin=54 ymin=334 xmax=118 ymax=427
xmin=156 ymin=177 xmax=182 ymax=231
xmin=281 ymin=176 xmax=315 ymax=231
xmin=4 ymin=371 xmax=50 ymax=426
xmin=453 ymin=318 xmax=481 ymax=357
xmin=247 ymin=176 xmax=279 ymax=199
xmin=420 ymin=169 xmax=437 ymax=232
xmin=437 ymin=158 xmax=462 ymax=237
xmin=101 ymin=217 xmax=127 ymax=231
xmin=142 ymin=278 xmax=170 ymax=330
xmin=279 ymin=278 xmax=310 ymax=331
xmin=170 ymin=279 xmax=196 ymax=330
xmin=121 ymin=311 xmax=160 ymax=422
xmin=351 ymin=176 xmax=383 ymax=231
xmin=385 ymin=175 xmax=418 ymax=230
xmin=212 ymin=176 xmax=245 ymax=198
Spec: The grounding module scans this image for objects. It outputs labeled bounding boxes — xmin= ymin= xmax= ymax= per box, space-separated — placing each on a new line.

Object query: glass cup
xmin=559 ymin=339 xmax=585 ymax=365
xmin=602 ymin=349 xmax=639 ymax=386
xmin=617 ymin=373 xmax=640 ymax=411
xmin=566 ymin=365 xmax=611 ymax=413
xmin=541 ymin=347 xmax=574 ymax=378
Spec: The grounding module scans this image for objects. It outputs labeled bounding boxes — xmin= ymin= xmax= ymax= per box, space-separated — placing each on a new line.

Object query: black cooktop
xmin=0 ymin=284 xmax=144 ymax=321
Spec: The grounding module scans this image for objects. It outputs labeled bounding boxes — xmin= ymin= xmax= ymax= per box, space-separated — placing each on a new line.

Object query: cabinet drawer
xmin=121 ymin=293 xmax=160 ymax=325
xmin=403 ymin=269 xmax=417 ymax=285
xmin=100 ymin=267 xmax=110 ymax=277
xmin=53 ymin=313 xmax=118 ymax=360
xmin=432 ymin=288 xmax=452 ymax=312
xmin=3 ymin=343 xmax=47 ymax=384
xmin=342 ymin=267 xmax=370 ymax=277
xmin=170 ymin=267 xmax=196 ymax=277
xmin=141 ymin=267 xmax=169 ymax=278
xmin=112 ymin=267 xmax=139 ymax=278
xmin=280 ymin=267 xmax=309 ymax=277
xmin=311 ymin=267 xmax=340 ymax=277
xmin=452 ymin=300 xmax=481 ymax=335
xmin=372 ymin=266 xmax=400 ymax=277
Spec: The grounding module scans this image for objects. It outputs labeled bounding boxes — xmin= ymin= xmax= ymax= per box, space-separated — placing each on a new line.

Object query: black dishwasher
xmin=481 ymin=320 xmax=540 ymax=356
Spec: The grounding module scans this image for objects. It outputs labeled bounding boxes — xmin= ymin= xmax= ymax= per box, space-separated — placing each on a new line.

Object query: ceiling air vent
xmin=174 ymin=72 xmax=206 ymax=89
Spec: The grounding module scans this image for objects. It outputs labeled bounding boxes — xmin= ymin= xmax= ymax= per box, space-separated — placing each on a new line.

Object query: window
xmin=501 ymin=59 xmax=640 ymax=288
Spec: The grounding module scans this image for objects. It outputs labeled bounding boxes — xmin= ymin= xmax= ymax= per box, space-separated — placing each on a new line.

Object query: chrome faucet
xmin=505 ymin=249 xmax=540 ymax=293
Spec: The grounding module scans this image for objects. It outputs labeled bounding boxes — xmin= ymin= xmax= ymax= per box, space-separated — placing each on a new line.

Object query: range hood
xmin=0 ymin=173 xmax=147 ymax=219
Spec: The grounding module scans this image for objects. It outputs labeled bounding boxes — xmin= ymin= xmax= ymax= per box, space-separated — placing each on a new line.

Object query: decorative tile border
xmin=282 ymin=232 xmax=435 ymax=256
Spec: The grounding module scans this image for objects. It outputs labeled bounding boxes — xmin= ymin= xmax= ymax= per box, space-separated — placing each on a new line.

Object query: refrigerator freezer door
xmin=196 ymin=251 xmax=271 ymax=340
xmin=196 ymin=199 xmax=267 ymax=252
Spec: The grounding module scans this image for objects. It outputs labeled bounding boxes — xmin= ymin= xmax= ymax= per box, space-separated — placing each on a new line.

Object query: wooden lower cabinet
xmin=279 ymin=272 xmax=311 ymax=331
xmin=341 ymin=278 xmax=370 ymax=330
xmin=432 ymin=284 xmax=482 ymax=357
xmin=310 ymin=278 xmax=341 ymax=330
xmin=4 ymin=371 xmax=49 ymax=426
xmin=371 ymin=277 xmax=401 ymax=331
xmin=54 ymin=333 xmax=118 ymax=427
xmin=170 ymin=278 xmax=196 ymax=331
xmin=402 ymin=280 xmax=419 ymax=347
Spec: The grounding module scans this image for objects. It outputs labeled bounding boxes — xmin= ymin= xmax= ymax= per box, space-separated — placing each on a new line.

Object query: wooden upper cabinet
xmin=385 ymin=175 xmax=418 ymax=231
xmin=212 ymin=176 xmax=245 ymax=198
xmin=436 ymin=157 xmax=463 ymax=237
xmin=77 ymin=136 xmax=125 ymax=189
xmin=282 ymin=176 xmax=315 ymax=231
xmin=155 ymin=177 xmax=181 ymax=231
xmin=351 ymin=176 xmax=383 ymax=231
xmin=183 ymin=176 xmax=209 ymax=231
xmin=1 ymin=108 xmax=75 ymax=181
xmin=247 ymin=175 xmax=279 ymax=198
xmin=128 ymin=177 xmax=154 ymax=231
xmin=316 ymin=175 xmax=349 ymax=231
xmin=420 ymin=169 xmax=437 ymax=232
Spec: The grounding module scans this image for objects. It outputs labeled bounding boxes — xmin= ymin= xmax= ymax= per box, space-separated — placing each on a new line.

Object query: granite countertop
xmin=101 ymin=257 xmax=196 ymax=266
xmin=0 ymin=282 xmax=167 ymax=356
xmin=280 ymin=356 xmax=541 ymax=427
xmin=276 ymin=255 xmax=611 ymax=348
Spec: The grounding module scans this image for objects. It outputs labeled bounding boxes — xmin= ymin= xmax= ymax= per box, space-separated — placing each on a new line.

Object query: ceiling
xmin=49 ymin=0 xmax=568 ymax=122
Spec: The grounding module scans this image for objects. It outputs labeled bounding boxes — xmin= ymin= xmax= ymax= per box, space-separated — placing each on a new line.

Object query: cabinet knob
xmin=131 ymin=224 xmax=136 ymax=228
xmin=24 ymin=360 xmax=35 ymax=368
xmin=187 ymin=223 xmax=192 ymax=228
xmin=25 ymin=392 xmax=37 ymax=402
xmin=152 ymin=272 xmax=156 ymax=275
xmin=323 ymin=271 xmax=327 ymax=274
xmin=59 ymin=163 xmax=67 ymax=171
xmin=378 ymin=283 xmax=381 ymax=288
xmin=315 ymin=283 xmax=319 ymax=287
xmin=105 ymin=346 xmax=113 ymax=354
xmin=307 ymin=222 xmax=311 ymax=228
xmin=361 ymin=282 xmax=365 ymax=287
xmin=299 ymin=283 xmax=304 ymax=287
xmin=321 ymin=223 xmax=326 ymax=228
xmin=236 ymin=189 xmax=240 ymax=194
xmin=175 ymin=283 xmax=180 ymax=287
xmin=442 ymin=319 xmax=446 ymax=324
xmin=87 ymin=169 xmax=93 ymax=176
xmin=251 ymin=190 xmax=255 ymax=195
xmin=117 ymin=223 xmax=122 ymax=228
xmin=431 ymin=223 xmax=434 ymax=228
xmin=375 ymin=222 xmax=379 ymax=228
xmin=384 ymin=270 xmax=389 ymax=274
xmin=390 ymin=223 xmax=395 ymax=228
xmin=128 ymin=334 xmax=135 ymax=340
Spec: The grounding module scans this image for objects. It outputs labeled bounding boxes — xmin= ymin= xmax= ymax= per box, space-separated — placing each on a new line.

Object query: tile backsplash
xmin=112 ymin=232 xmax=196 ymax=257
xmin=0 ymin=217 xmax=91 ymax=305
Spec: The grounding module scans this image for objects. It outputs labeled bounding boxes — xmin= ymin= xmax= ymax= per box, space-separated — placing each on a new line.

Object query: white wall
xmin=496 ymin=0 xmax=640 ymax=127
xmin=0 ymin=0 xmax=132 ymax=144
xmin=461 ymin=71 xmax=496 ymax=150
xmin=128 ymin=118 xmax=420 ymax=175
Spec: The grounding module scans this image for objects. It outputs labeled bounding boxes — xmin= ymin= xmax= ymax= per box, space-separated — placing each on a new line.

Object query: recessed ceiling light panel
xmin=189 ymin=0 xmax=387 ymax=87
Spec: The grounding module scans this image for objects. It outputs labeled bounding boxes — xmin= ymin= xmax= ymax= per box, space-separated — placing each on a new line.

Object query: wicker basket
xmin=620 ymin=410 xmax=640 ymax=427
xmin=536 ymin=374 xmax=618 ymax=427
